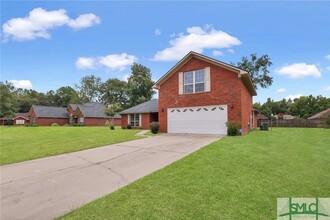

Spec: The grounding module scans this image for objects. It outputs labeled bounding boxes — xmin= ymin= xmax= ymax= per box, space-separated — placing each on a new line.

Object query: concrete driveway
xmin=1 ymin=134 xmax=222 ymax=220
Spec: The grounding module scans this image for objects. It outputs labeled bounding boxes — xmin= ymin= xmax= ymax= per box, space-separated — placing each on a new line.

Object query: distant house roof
xmin=274 ymin=114 xmax=296 ymax=120
xmin=308 ymin=108 xmax=330 ymax=120
xmin=31 ymin=106 xmax=68 ymax=118
xmin=120 ymin=99 xmax=158 ymax=114
xmin=0 ymin=112 xmax=29 ymax=120
xmin=257 ymin=114 xmax=269 ymax=120
xmin=75 ymin=103 xmax=121 ymax=119
xmin=13 ymin=113 xmax=29 ymax=120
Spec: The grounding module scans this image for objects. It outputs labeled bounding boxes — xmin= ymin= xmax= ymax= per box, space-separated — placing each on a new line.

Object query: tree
xmin=100 ymin=79 xmax=128 ymax=110
xmin=75 ymin=75 xmax=101 ymax=102
xmin=127 ymin=63 xmax=155 ymax=107
xmin=234 ymin=54 xmax=273 ymax=90
xmin=104 ymin=103 xmax=121 ymax=127
xmin=0 ymin=82 xmax=17 ymax=117
xmin=54 ymin=86 xmax=81 ymax=107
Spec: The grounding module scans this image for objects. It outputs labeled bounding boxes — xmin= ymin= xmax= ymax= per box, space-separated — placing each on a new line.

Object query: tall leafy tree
xmin=0 ymin=82 xmax=17 ymax=117
xmin=75 ymin=75 xmax=101 ymax=102
xmin=127 ymin=63 xmax=155 ymax=107
xmin=234 ymin=54 xmax=273 ymax=90
xmin=54 ymin=86 xmax=81 ymax=107
xmin=100 ymin=79 xmax=128 ymax=110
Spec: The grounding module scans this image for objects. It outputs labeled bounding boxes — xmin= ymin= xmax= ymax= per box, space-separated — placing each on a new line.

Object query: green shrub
xmin=127 ymin=124 xmax=132 ymax=129
xmin=121 ymin=126 xmax=126 ymax=129
xmin=226 ymin=120 xmax=241 ymax=136
xmin=5 ymin=119 xmax=13 ymax=126
xmin=51 ymin=123 xmax=59 ymax=126
xmin=110 ymin=125 xmax=115 ymax=130
xmin=149 ymin=122 xmax=160 ymax=134
xmin=324 ymin=116 xmax=330 ymax=128
xmin=25 ymin=123 xmax=39 ymax=127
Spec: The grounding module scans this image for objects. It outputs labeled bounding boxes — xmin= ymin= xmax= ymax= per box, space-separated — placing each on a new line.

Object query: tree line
xmin=8 ymin=53 xmax=320 ymax=119
xmin=0 ymin=63 xmax=154 ymax=118
xmin=254 ymin=95 xmax=330 ymax=119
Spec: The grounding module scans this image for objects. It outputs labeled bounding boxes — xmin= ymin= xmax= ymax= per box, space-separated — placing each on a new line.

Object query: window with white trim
xmin=130 ymin=114 xmax=140 ymax=126
xmin=79 ymin=117 xmax=84 ymax=124
xmin=16 ymin=119 xmax=25 ymax=125
xmin=184 ymin=69 xmax=205 ymax=94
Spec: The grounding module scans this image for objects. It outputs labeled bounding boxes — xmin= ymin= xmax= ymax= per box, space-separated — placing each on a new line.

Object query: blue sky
xmin=1 ymin=1 xmax=330 ymax=104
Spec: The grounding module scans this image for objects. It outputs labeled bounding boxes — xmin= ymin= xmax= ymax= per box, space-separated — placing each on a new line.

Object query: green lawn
xmin=0 ymin=126 xmax=142 ymax=165
xmin=59 ymin=128 xmax=330 ymax=219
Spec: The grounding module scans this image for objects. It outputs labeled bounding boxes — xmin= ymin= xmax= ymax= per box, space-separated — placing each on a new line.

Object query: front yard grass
xmin=59 ymin=128 xmax=330 ymax=219
xmin=0 ymin=126 xmax=142 ymax=165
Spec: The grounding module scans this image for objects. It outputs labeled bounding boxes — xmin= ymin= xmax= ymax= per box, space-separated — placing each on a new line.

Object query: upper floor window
xmin=184 ymin=69 xmax=205 ymax=94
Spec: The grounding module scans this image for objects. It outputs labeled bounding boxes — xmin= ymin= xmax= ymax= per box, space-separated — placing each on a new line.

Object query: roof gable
xmin=120 ymin=99 xmax=158 ymax=114
xmin=153 ymin=51 xmax=257 ymax=96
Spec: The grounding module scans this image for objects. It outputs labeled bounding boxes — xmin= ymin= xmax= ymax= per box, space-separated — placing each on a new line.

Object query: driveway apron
xmin=1 ymin=134 xmax=222 ymax=220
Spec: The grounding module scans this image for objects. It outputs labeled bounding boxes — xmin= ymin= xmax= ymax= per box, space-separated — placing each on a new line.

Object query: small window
xmin=130 ymin=114 xmax=140 ymax=127
xmin=16 ymin=119 xmax=25 ymax=125
xmin=184 ymin=69 xmax=205 ymax=94
xmin=79 ymin=117 xmax=84 ymax=124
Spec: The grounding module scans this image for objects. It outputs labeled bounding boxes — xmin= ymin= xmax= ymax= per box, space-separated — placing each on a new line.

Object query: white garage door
xmin=168 ymin=105 xmax=228 ymax=134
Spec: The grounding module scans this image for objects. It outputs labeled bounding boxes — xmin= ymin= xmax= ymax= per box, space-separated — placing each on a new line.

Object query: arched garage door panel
xmin=167 ymin=105 xmax=228 ymax=134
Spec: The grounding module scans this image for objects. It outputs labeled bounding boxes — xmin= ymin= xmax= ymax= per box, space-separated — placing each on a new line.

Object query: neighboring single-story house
xmin=152 ymin=51 xmax=257 ymax=135
xmin=72 ymin=102 xmax=121 ymax=126
xmin=29 ymin=105 xmax=68 ymax=126
xmin=308 ymin=108 xmax=330 ymax=123
xmin=28 ymin=103 xmax=122 ymax=126
xmin=0 ymin=113 xmax=30 ymax=125
xmin=120 ymin=99 xmax=158 ymax=129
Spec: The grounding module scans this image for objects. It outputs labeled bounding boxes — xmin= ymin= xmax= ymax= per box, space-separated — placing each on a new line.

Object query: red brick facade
xmin=29 ymin=108 xmax=67 ymax=126
xmin=74 ymin=108 xmax=121 ymax=126
xmin=121 ymin=113 xmax=158 ymax=129
xmin=158 ymin=57 xmax=256 ymax=133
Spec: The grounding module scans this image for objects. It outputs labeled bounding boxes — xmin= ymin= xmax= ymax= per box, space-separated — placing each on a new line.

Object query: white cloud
xmin=122 ymin=74 xmax=130 ymax=82
xmin=227 ymin=48 xmax=235 ymax=54
xmin=76 ymin=53 xmax=137 ymax=71
xmin=8 ymin=80 xmax=33 ymax=89
xmin=68 ymin=13 xmax=100 ymax=30
xmin=326 ymin=66 xmax=330 ymax=71
xmin=153 ymin=24 xmax=241 ymax=61
xmin=99 ymin=53 xmax=137 ymax=71
xmin=212 ymin=50 xmax=223 ymax=57
xmin=286 ymin=94 xmax=303 ymax=100
xmin=276 ymin=88 xmax=286 ymax=93
xmin=276 ymin=63 xmax=321 ymax=79
xmin=75 ymin=57 xmax=96 ymax=69
xmin=2 ymin=8 xmax=100 ymax=41
xmin=324 ymin=86 xmax=330 ymax=91
xmin=325 ymin=54 xmax=330 ymax=61
xmin=155 ymin=28 xmax=162 ymax=36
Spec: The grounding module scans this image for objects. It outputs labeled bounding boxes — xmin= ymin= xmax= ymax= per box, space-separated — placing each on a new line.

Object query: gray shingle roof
xmin=32 ymin=106 xmax=68 ymax=118
xmin=120 ymin=99 xmax=158 ymax=114
xmin=77 ymin=103 xmax=121 ymax=118
xmin=308 ymin=108 xmax=330 ymax=119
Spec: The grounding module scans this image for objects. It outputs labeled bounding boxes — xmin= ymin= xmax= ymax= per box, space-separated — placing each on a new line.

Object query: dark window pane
xmin=184 ymin=71 xmax=193 ymax=84
xmin=195 ymin=69 xmax=204 ymax=83
xmin=195 ymin=83 xmax=204 ymax=92
xmin=184 ymin=84 xmax=193 ymax=93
